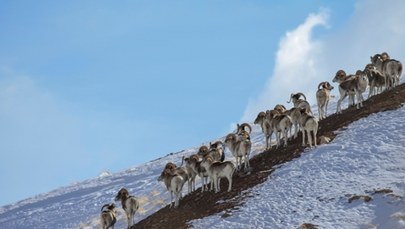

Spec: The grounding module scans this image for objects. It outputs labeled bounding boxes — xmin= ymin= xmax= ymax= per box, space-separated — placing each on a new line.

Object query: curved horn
xmin=296 ymin=92 xmax=307 ymax=101
xmin=318 ymin=82 xmax=325 ymax=90
xmin=235 ymin=123 xmax=241 ymax=134
xmin=180 ymin=156 xmax=185 ymax=167
xmin=240 ymin=123 xmax=252 ymax=134
xmin=287 ymin=93 xmax=294 ymax=103
xmin=101 ymin=203 xmax=110 ymax=212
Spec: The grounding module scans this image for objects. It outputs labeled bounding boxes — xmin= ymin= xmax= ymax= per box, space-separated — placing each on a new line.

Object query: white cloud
xmin=241 ymin=9 xmax=329 ymax=122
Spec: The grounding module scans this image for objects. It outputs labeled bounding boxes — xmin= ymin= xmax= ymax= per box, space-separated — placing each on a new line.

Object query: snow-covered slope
xmin=193 ymin=105 xmax=405 ymax=229
xmin=1 ymin=94 xmax=405 ymax=229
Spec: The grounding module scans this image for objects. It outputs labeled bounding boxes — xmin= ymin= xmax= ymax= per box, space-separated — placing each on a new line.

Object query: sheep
xmin=266 ymin=110 xmax=292 ymax=148
xmin=364 ymin=63 xmax=385 ymax=97
xmin=332 ymin=69 xmax=368 ymax=113
xmin=180 ymin=156 xmax=197 ymax=192
xmin=157 ymin=169 xmax=186 ymax=208
xmin=254 ymin=111 xmax=272 ymax=150
xmin=316 ymin=81 xmax=334 ymax=120
xmin=298 ymin=108 xmax=318 ymax=148
xmin=197 ymin=145 xmax=210 ymax=158
xmin=333 ymin=70 xmax=356 ymax=107
xmin=162 ymin=162 xmax=190 ymax=194
xmin=287 ymin=92 xmax=313 ymax=115
xmin=100 ymin=203 xmax=117 ymax=229
xmin=183 ymin=154 xmax=210 ymax=192
xmin=114 ymin=188 xmax=140 ymax=228
xmin=200 ymin=155 xmax=236 ymax=193
xmin=224 ymin=133 xmax=251 ymax=171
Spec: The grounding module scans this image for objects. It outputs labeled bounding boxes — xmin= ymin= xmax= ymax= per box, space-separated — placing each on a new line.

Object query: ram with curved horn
xmin=287 ymin=92 xmax=312 ymax=115
xmin=316 ymin=81 xmax=334 ymax=120
xmin=254 ymin=111 xmax=272 ymax=150
xmin=332 ymin=69 xmax=368 ymax=113
xmin=100 ymin=203 xmax=117 ymax=229
xmin=224 ymin=133 xmax=251 ymax=171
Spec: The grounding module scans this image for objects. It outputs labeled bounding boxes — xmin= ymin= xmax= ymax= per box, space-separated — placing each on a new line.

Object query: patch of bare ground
xmin=132 ymin=83 xmax=405 ymax=229
xmin=348 ymin=195 xmax=373 ymax=204
xmin=300 ymin=223 xmax=319 ymax=229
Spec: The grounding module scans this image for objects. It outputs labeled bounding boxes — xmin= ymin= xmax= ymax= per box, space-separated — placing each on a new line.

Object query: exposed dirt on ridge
xmin=133 ymin=83 xmax=405 ymax=229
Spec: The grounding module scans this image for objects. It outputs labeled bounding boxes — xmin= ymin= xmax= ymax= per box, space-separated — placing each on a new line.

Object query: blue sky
xmin=1 ymin=0 xmax=404 ymax=206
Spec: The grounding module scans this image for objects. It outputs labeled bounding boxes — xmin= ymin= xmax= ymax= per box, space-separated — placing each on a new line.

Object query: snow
xmin=1 ymin=93 xmax=405 ymax=229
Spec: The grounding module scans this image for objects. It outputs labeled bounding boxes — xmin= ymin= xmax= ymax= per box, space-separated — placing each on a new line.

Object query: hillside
xmin=1 ymin=83 xmax=404 ymax=229
xmin=133 ymin=83 xmax=405 ymax=229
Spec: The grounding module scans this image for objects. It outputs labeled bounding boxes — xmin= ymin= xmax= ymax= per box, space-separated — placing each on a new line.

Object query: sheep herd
xmin=100 ymin=52 xmax=402 ymax=229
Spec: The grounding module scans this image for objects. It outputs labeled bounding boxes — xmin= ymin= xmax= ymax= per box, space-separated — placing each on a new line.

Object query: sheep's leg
xmin=294 ymin=123 xmax=299 ymax=139
xmin=283 ymin=129 xmax=288 ymax=146
xmin=275 ymin=131 xmax=280 ymax=148
xmin=200 ymin=175 xmax=205 ymax=192
xmin=358 ymin=91 xmax=364 ymax=108
xmin=336 ymin=93 xmax=347 ymax=114
xmin=227 ymin=176 xmax=232 ymax=192
xmin=130 ymin=213 xmax=134 ymax=227
xmin=210 ymin=177 xmax=214 ymax=191
xmin=126 ymin=214 xmax=131 ymax=228
xmin=213 ymin=175 xmax=218 ymax=193
xmin=170 ymin=191 xmax=174 ymax=207
xmin=313 ymin=128 xmax=318 ymax=147
xmin=174 ymin=192 xmax=179 ymax=207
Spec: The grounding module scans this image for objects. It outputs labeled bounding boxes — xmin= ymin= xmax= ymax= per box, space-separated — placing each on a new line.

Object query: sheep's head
xmin=101 ymin=203 xmax=116 ymax=212
xmin=318 ymin=81 xmax=334 ymax=91
xmin=381 ymin=52 xmax=390 ymax=61
xmin=201 ymin=155 xmax=214 ymax=167
xmin=225 ymin=133 xmax=236 ymax=144
xmin=115 ymin=188 xmax=129 ymax=201
xmin=254 ymin=112 xmax=266 ymax=124
xmin=364 ymin=63 xmax=375 ymax=71
xmin=164 ymin=162 xmax=177 ymax=171
xmin=198 ymin=145 xmax=209 ymax=157
xmin=274 ymin=104 xmax=286 ymax=113
xmin=238 ymin=130 xmax=250 ymax=140
xmin=190 ymin=154 xmax=200 ymax=162
xmin=370 ymin=54 xmax=383 ymax=65
xmin=332 ymin=70 xmax=347 ymax=83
